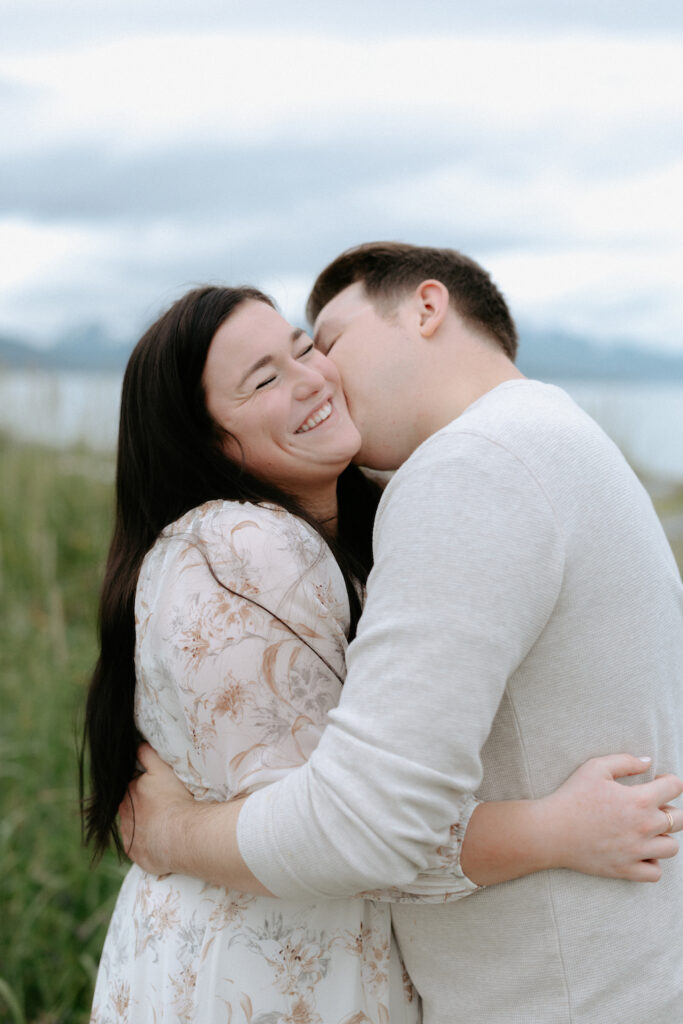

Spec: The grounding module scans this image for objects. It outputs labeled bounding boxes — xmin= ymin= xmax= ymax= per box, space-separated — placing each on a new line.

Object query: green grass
xmin=0 ymin=435 xmax=681 ymax=1023
xmin=650 ymin=483 xmax=683 ymax=569
xmin=0 ymin=438 xmax=126 ymax=1024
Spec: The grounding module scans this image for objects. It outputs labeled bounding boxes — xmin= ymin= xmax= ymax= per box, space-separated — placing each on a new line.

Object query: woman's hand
xmin=461 ymin=754 xmax=682 ymax=887
xmin=538 ymin=754 xmax=683 ymax=881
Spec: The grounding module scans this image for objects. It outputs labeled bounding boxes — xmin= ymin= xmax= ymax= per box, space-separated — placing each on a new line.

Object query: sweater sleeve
xmin=237 ymin=432 xmax=565 ymax=899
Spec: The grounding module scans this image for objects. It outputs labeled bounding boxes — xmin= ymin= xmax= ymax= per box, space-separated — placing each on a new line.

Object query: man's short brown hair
xmin=306 ymin=241 xmax=518 ymax=360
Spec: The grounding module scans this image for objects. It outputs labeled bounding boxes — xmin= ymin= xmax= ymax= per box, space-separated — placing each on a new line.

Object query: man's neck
xmin=412 ymin=362 xmax=526 ymax=453
xmin=452 ymin=364 xmax=526 ymax=421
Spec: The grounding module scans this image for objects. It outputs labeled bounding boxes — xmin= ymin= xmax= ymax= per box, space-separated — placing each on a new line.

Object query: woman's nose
xmin=292 ymin=361 xmax=326 ymax=399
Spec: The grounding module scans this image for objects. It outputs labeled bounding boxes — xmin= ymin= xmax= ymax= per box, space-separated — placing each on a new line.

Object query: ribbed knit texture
xmin=240 ymin=381 xmax=683 ymax=1023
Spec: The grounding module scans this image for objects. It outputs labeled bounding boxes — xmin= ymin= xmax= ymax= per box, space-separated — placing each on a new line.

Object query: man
xmin=123 ymin=243 xmax=683 ymax=1022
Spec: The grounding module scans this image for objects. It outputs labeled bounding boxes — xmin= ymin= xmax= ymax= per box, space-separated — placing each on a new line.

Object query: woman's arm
xmin=121 ymin=745 xmax=682 ymax=892
xmin=460 ymin=754 xmax=681 ymax=886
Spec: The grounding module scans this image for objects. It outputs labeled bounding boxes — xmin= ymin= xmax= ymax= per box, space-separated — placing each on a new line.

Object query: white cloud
xmin=487 ymin=246 xmax=683 ymax=349
xmin=4 ymin=0 xmax=683 ymax=56
xmin=3 ymin=33 xmax=682 ymax=156
xmin=353 ymin=158 xmax=683 ymax=246
xmin=0 ymin=211 xmax=318 ymax=340
xmin=0 ymin=218 xmax=87 ymax=291
xmin=1 ymin=26 xmax=681 ymax=351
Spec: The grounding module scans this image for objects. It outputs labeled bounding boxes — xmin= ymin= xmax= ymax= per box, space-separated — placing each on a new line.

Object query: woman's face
xmin=202 ymin=300 xmax=362 ymax=503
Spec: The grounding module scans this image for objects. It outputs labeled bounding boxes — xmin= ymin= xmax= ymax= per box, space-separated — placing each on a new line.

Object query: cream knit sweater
xmin=240 ymin=381 xmax=683 ymax=1023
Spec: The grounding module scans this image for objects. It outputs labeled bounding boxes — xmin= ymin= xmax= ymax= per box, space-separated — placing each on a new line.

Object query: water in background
xmin=560 ymin=380 xmax=683 ymax=482
xmin=1 ymin=370 xmax=682 ymax=482
xmin=0 ymin=370 xmax=121 ymax=452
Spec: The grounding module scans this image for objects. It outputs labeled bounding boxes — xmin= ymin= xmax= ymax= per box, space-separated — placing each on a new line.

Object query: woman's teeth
xmin=296 ymin=401 xmax=333 ymax=433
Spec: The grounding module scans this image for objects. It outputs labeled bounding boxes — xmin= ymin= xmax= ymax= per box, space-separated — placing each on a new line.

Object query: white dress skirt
xmin=91 ymin=501 xmax=472 ymax=1024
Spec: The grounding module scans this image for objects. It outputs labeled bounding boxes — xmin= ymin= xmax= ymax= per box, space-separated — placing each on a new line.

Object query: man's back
xmin=390 ymin=381 xmax=683 ymax=1023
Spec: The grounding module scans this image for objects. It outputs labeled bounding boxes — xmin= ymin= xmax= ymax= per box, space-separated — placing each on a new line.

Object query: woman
xmin=83 ymin=286 xmax=679 ymax=1023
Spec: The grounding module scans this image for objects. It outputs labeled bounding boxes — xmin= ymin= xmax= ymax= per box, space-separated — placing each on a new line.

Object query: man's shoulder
xmin=390 ymin=379 xmax=616 ymax=489
xmin=441 ymin=379 xmax=590 ymax=449
xmin=382 ymin=382 xmax=567 ymax=489
xmin=374 ymin=378 xmax=634 ymax=545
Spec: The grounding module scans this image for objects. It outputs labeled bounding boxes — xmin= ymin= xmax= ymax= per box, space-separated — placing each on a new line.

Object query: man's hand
xmin=119 ymin=743 xmax=273 ymax=894
xmin=119 ymin=743 xmax=195 ymax=875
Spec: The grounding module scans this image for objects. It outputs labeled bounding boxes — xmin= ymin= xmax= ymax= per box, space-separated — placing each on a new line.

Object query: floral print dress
xmin=91 ymin=501 xmax=471 ymax=1024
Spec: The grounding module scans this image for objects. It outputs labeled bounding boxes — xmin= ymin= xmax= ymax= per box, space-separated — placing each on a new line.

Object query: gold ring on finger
xmin=663 ymin=809 xmax=675 ymax=833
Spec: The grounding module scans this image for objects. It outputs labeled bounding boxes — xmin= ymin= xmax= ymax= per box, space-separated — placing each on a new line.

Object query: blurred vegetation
xmin=650 ymin=482 xmax=683 ymax=569
xmin=0 ymin=435 xmax=681 ymax=1023
xmin=0 ymin=438 xmax=126 ymax=1023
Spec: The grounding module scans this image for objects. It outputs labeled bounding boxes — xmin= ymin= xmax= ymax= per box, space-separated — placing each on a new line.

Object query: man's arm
xmin=125 ymin=435 xmax=527 ymax=895
xmin=122 ymin=743 xmax=682 ymax=888
xmin=120 ymin=745 xmax=268 ymax=892
xmin=122 ymin=434 xmax=683 ymax=891
xmin=236 ymin=434 xmax=563 ymax=897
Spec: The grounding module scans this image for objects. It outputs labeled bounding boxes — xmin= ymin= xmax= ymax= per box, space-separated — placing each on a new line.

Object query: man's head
xmin=308 ymin=242 xmax=521 ymax=469
xmin=307 ymin=241 xmax=518 ymax=360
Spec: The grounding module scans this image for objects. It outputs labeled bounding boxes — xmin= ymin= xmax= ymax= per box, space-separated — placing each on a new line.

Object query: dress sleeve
xmin=237 ymin=435 xmax=565 ymax=899
xmin=135 ymin=503 xmax=349 ymax=801
xmin=357 ymin=810 xmax=481 ymax=903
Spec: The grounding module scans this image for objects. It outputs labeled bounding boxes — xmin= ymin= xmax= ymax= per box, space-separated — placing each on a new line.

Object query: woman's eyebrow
xmin=238 ymin=328 xmax=306 ymax=387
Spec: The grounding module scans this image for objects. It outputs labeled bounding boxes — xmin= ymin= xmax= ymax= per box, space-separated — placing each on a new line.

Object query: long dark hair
xmin=81 ymin=285 xmax=380 ymax=858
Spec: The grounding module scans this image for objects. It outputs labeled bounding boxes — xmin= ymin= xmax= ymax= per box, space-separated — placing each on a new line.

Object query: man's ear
xmin=414 ymin=280 xmax=449 ymax=338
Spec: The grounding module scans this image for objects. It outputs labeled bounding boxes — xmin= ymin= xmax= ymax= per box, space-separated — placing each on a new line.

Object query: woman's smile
xmin=202 ymin=300 xmax=361 ymax=509
xmin=295 ymin=399 xmax=334 ymax=434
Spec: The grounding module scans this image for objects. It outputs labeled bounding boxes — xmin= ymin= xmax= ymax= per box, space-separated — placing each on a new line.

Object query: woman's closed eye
xmin=253 ymin=339 xmax=313 ymax=387
xmin=254 ymin=344 xmax=312 ymax=389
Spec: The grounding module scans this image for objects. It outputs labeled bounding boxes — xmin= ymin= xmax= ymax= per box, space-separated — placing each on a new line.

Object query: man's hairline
xmin=311 ymin=276 xmax=438 ymax=334
xmin=313 ymin=277 xmax=510 ymax=360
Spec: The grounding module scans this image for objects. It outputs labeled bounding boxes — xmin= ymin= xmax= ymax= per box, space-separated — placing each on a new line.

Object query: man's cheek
xmin=332 ymin=361 xmax=358 ymax=401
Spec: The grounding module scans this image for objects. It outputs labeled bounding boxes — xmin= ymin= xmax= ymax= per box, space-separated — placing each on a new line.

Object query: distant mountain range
xmin=0 ymin=324 xmax=131 ymax=372
xmin=1 ymin=322 xmax=682 ymax=381
xmin=516 ymin=327 xmax=683 ymax=382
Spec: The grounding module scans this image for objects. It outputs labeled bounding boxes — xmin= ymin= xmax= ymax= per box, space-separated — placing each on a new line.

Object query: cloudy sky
xmin=1 ymin=0 xmax=682 ymax=352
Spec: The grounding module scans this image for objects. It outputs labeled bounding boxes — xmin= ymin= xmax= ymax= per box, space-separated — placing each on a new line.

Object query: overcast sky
xmin=1 ymin=0 xmax=681 ymax=351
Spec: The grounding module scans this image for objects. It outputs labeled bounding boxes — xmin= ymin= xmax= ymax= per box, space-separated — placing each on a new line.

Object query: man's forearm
xmin=125 ymin=746 xmax=679 ymax=894
xmin=152 ymin=790 xmax=545 ymax=893
xmin=121 ymin=747 xmax=273 ymax=893
xmin=164 ymin=798 xmax=273 ymax=894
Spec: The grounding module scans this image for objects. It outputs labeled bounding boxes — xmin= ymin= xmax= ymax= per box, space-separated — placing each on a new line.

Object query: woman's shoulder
xmin=138 ymin=500 xmax=348 ymax=632
xmin=162 ymin=498 xmax=289 ymax=536
xmin=162 ymin=499 xmax=320 ymax=552
xmin=144 ymin=500 xmax=329 ymax=583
